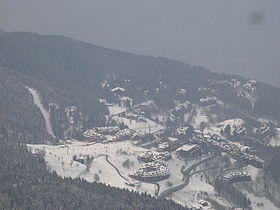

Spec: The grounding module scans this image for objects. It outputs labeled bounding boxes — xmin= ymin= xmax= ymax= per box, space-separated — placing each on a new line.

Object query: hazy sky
xmin=1 ymin=0 xmax=280 ymax=87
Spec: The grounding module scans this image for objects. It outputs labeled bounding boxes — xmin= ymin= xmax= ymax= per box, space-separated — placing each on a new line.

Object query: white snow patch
xmin=113 ymin=116 xmax=165 ymax=134
xmin=157 ymin=156 xmax=191 ymax=193
xmin=269 ymin=128 xmax=280 ymax=147
xmin=243 ymin=191 xmax=279 ymax=210
xmin=204 ymin=118 xmax=245 ymax=137
xmin=172 ymin=174 xmax=222 ymax=208
xmin=192 ymin=106 xmax=209 ymax=129
xmin=244 ymin=165 xmax=260 ymax=182
xmin=27 ymin=140 xmax=156 ymax=194
xmin=108 ymin=105 xmax=126 ymax=115
xmin=26 ymin=86 xmax=55 ymax=138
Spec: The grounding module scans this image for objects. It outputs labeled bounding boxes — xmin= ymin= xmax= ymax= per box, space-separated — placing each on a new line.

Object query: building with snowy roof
xmin=221 ymin=171 xmax=251 ymax=184
xmin=83 ymin=129 xmax=106 ymax=142
xmin=129 ymin=161 xmax=170 ymax=182
xmin=176 ymin=144 xmax=201 ymax=157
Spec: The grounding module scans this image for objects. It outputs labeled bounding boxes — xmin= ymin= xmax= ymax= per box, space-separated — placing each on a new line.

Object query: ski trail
xmin=26 ymin=86 xmax=55 ymax=138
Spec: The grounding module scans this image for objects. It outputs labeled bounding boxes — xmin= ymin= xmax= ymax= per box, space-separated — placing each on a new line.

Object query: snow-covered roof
xmin=111 ymin=87 xmax=125 ymax=92
xmin=176 ymin=144 xmax=197 ymax=152
xmin=168 ymin=137 xmax=178 ymax=142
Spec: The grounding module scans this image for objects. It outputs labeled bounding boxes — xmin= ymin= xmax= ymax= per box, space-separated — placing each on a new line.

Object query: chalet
xmin=114 ymin=129 xmax=135 ymax=140
xmin=94 ymin=126 xmax=120 ymax=135
xmin=157 ymin=142 xmax=170 ymax=152
xmin=198 ymin=200 xmax=210 ymax=208
xmin=199 ymin=96 xmax=218 ymax=106
xmin=129 ymin=161 xmax=170 ymax=182
xmin=111 ymin=87 xmax=126 ymax=96
xmin=221 ymin=171 xmax=251 ymax=184
xmin=139 ymin=151 xmax=171 ymax=163
xmin=83 ymin=129 xmax=106 ymax=142
xmin=175 ymin=127 xmax=193 ymax=139
xmin=176 ymin=144 xmax=201 ymax=157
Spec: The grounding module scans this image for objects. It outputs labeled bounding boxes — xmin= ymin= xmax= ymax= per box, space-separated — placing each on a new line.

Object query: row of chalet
xmin=221 ymin=171 xmax=251 ymax=184
xmin=198 ymin=135 xmax=264 ymax=168
xmin=129 ymin=161 xmax=170 ymax=182
xmin=94 ymin=126 xmax=120 ymax=135
xmin=83 ymin=129 xmax=106 ymax=141
xmin=83 ymin=126 xmax=135 ymax=142
xmin=139 ymin=151 xmax=171 ymax=163
xmin=113 ymin=129 xmax=135 ymax=140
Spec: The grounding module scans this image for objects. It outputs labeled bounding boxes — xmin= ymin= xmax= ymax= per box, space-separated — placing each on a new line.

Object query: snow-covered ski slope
xmin=26 ymin=86 xmax=55 ymax=138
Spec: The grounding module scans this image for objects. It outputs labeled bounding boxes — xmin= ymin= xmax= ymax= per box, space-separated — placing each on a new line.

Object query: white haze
xmin=1 ymin=0 xmax=279 ymax=86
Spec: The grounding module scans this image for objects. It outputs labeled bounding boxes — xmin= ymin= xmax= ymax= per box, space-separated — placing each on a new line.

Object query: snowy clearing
xmin=112 ymin=116 xmax=165 ymax=134
xmin=27 ymin=140 xmax=157 ymax=194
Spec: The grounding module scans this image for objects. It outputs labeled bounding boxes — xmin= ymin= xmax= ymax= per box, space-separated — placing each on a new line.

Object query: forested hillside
xmin=0 ymin=32 xmax=211 ymax=108
xmin=0 ymin=142 xmax=188 ymax=210
xmin=1 ymin=32 xmax=280 ymax=125
xmin=1 ymin=31 xmax=280 ymax=209
xmin=0 ymin=68 xmax=51 ymax=143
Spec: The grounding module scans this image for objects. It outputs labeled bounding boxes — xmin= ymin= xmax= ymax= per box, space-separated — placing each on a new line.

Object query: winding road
xmin=159 ymin=152 xmax=217 ymax=198
xmin=104 ymin=155 xmax=130 ymax=182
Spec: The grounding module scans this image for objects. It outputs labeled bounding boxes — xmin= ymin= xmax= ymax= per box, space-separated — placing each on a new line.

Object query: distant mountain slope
xmin=0 ymin=31 xmax=280 ymax=144
xmin=0 ymin=68 xmax=52 ymax=143
xmin=0 ymin=32 xmax=212 ymax=101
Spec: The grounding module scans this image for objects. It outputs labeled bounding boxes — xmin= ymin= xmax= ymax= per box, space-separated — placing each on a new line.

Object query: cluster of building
xmin=221 ymin=171 xmax=251 ymax=184
xmin=199 ymin=136 xmax=264 ymax=168
xmin=257 ymin=124 xmax=270 ymax=138
xmin=129 ymin=161 xmax=170 ymax=182
xmin=139 ymin=151 xmax=171 ymax=163
xmin=199 ymin=96 xmax=218 ymax=106
xmin=114 ymin=129 xmax=135 ymax=140
xmin=191 ymin=199 xmax=211 ymax=210
xmin=83 ymin=126 xmax=136 ymax=142
xmin=93 ymin=126 xmax=120 ymax=135
xmin=83 ymin=129 xmax=106 ymax=142
xmin=175 ymin=127 xmax=192 ymax=136
xmin=72 ymin=154 xmax=91 ymax=165
xmin=157 ymin=142 xmax=170 ymax=152
xmin=239 ymin=153 xmax=264 ymax=168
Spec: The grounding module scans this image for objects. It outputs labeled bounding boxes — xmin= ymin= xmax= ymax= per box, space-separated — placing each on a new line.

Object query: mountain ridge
xmin=1 ymin=31 xmax=280 ymax=144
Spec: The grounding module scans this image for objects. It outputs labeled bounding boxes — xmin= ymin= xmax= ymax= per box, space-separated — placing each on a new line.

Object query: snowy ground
xmin=269 ymin=128 xmax=280 ymax=147
xmin=107 ymin=103 xmax=165 ymax=134
xmin=203 ymin=118 xmax=245 ymax=137
xmin=107 ymin=105 xmax=126 ymax=116
xmin=28 ymin=139 xmax=269 ymax=209
xmin=28 ymin=140 xmax=215 ymax=207
xmin=26 ymin=86 xmax=55 ymax=138
xmin=244 ymin=165 xmax=260 ymax=182
xmin=191 ymin=106 xmax=210 ymax=129
xmin=157 ymin=156 xmax=191 ymax=193
xmin=112 ymin=116 xmax=165 ymax=134
xmin=171 ymin=172 xmax=234 ymax=209
xmin=243 ymin=191 xmax=279 ymax=210
xmin=28 ymin=140 xmax=156 ymax=194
